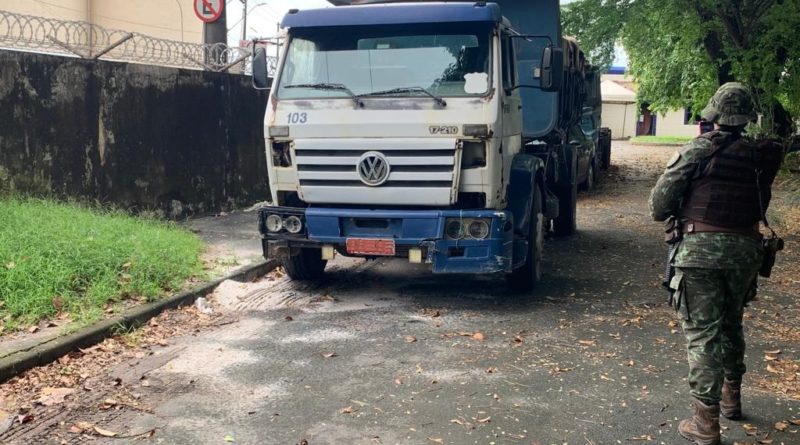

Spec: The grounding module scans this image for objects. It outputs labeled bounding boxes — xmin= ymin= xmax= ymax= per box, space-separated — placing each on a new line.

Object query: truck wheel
xmin=602 ymin=139 xmax=612 ymax=169
xmin=282 ymin=248 xmax=327 ymax=281
xmin=507 ymin=187 xmax=544 ymax=292
xmin=553 ymin=178 xmax=577 ymax=236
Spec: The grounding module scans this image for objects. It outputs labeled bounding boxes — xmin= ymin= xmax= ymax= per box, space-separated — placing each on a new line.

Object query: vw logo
xmin=357 ymin=151 xmax=391 ymax=186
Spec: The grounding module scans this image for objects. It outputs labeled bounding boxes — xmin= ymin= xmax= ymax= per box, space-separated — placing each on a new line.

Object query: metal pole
xmin=241 ymin=0 xmax=248 ymax=43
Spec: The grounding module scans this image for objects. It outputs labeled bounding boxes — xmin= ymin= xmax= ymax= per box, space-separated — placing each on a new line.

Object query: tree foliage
xmin=562 ymin=0 xmax=800 ymax=137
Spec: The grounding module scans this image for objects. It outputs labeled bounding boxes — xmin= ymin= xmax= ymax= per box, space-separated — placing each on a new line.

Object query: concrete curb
xmin=0 ymin=259 xmax=279 ymax=383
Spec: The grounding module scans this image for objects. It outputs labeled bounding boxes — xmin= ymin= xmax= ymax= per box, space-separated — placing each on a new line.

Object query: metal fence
xmin=0 ymin=9 xmax=278 ymax=74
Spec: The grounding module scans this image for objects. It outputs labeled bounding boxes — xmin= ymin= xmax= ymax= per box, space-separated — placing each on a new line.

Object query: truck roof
xmin=281 ymin=2 xmax=502 ymax=28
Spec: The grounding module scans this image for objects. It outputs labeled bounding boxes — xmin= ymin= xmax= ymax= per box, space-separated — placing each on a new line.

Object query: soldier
xmin=649 ymin=83 xmax=784 ymax=445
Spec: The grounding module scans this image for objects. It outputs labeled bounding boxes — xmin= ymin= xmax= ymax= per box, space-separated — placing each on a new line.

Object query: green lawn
xmin=0 ymin=198 xmax=204 ymax=330
xmin=630 ymin=135 xmax=694 ymax=145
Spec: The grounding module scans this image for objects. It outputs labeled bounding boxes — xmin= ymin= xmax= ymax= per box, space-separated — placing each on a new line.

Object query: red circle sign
xmin=194 ymin=0 xmax=224 ymax=23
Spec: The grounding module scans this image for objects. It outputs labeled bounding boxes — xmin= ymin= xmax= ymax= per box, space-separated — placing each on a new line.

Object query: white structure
xmin=655 ymin=109 xmax=699 ymax=138
xmin=600 ymin=77 xmax=637 ymax=139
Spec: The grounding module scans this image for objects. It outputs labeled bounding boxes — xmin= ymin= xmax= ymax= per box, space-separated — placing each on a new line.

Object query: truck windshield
xmin=276 ymin=24 xmax=492 ymax=100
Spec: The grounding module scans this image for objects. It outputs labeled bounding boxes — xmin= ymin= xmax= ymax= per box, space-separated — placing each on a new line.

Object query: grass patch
xmin=630 ymin=135 xmax=694 ymax=145
xmin=0 ymin=198 xmax=204 ymax=329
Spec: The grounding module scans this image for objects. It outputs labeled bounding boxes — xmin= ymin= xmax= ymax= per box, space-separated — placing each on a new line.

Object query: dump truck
xmin=251 ymin=0 xmax=601 ymax=290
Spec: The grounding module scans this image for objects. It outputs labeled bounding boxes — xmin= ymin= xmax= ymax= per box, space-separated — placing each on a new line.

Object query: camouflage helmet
xmin=701 ymin=82 xmax=758 ymax=126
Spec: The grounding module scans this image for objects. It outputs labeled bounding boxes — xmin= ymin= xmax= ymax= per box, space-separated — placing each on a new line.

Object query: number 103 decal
xmin=287 ymin=112 xmax=308 ymax=124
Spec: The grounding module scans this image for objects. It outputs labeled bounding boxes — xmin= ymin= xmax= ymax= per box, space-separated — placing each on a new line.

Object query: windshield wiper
xmin=283 ymin=83 xmax=362 ymax=106
xmin=358 ymin=87 xmax=447 ymax=107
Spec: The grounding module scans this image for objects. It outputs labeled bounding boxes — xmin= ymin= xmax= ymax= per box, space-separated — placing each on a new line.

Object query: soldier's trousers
xmin=673 ymin=267 xmax=759 ymax=404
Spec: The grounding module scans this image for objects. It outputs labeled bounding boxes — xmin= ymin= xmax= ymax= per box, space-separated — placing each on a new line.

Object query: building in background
xmin=600 ymin=70 xmax=637 ymax=140
xmin=3 ymin=0 xmax=202 ymax=43
xmin=601 ymin=68 xmax=698 ymax=139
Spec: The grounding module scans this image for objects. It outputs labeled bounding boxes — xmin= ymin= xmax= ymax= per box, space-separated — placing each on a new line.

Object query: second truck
xmin=251 ymin=0 xmax=604 ymax=291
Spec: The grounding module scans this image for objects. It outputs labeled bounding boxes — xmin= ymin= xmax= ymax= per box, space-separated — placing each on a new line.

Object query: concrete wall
xmin=656 ymin=109 xmax=699 ymax=137
xmin=0 ymin=50 xmax=269 ymax=217
xmin=3 ymin=0 xmax=203 ymax=43
xmin=602 ymin=102 xmax=637 ymax=139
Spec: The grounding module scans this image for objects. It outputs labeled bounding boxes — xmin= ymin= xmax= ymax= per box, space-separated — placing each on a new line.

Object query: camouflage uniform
xmin=649 ymin=82 xmax=765 ymax=407
xmin=650 ymin=135 xmax=762 ymax=404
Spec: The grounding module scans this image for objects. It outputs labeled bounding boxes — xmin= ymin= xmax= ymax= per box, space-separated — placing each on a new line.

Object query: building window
xmin=684 ymin=108 xmax=700 ymax=125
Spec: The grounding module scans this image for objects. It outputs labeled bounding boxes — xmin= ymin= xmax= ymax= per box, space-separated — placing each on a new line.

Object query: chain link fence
xmin=0 ymin=9 xmax=278 ymax=74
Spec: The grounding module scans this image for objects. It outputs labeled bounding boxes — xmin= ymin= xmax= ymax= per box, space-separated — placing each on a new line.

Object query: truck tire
xmin=553 ymin=178 xmax=577 ymax=236
xmin=600 ymin=129 xmax=612 ymax=169
xmin=507 ymin=186 xmax=544 ymax=292
xmin=282 ymin=248 xmax=327 ymax=281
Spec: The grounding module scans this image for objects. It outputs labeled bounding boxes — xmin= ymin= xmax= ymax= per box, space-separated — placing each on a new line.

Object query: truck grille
xmin=292 ymin=138 xmax=460 ymax=206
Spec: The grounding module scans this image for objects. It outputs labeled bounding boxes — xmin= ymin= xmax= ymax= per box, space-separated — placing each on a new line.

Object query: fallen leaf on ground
xmin=28 ymin=326 xmax=39 ymax=334
xmin=578 ymin=339 xmax=596 ymax=346
xmin=394 ymin=378 xmax=403 ymax=385
xmin=775 ymin=421 xmax=789 ymax=431
xmin=94 ymin=426 xmax=118 ymax=437
xmin=476 ymin=416 xmax=491 ymax=423
xmin=321 ymin=352 xmax=337 ymax=358
xmin=743 ymin=423 xmax=758 ymax=436
xmin=223 ymin=434 xmax=235 ymax=442
xmin=766 ymin=364 xmax=780 ymax=373
xmin=485 ymin=367 xmax=498 ymax=374
xmin=790 ymin=419 xmax=800 ymax=425
xmin=405 ymin=336 xmax=417 ymax=343
xmin=340 ymin=406 xmax=354 ymax=414
xmin=472 ymin=332 xmax=485 ymax=341
xmin=35 ymin=387 xmax=75 ymax=406
xmin=284 ymin=316 xmax=293 ymax=321
xmin=765 ymin=349 xmax=782 ymax=355
xmin=427 ymin=438 xmax=444 ymax=444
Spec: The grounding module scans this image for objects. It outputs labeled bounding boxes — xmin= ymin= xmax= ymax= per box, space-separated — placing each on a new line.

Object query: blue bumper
xmin=262 ymin=207 xmax=514 ymax=274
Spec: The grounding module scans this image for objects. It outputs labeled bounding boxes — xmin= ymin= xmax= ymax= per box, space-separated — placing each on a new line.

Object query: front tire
xmin=507 ymin=187 xmax=544 ymax=292
xmin=282 ymin=248 xmax=327 ymax=281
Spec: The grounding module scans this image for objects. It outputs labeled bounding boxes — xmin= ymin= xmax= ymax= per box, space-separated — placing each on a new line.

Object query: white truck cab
xmin=250 ymin=1 xmax=596 ymax=291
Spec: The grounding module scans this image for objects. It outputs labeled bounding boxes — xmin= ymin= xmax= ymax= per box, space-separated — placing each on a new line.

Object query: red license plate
xmin=346 ymin=238 xmax=396 ymax=256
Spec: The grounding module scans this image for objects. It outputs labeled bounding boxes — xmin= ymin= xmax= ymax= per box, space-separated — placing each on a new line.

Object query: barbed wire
xmin=0 ymin=9 xmax=278 ymax=74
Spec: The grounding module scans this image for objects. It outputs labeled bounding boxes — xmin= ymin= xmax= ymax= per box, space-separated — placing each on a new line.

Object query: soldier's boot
xmin=678 ymin=399 xmax=721 ymax=445
xmin=720 ymin=378 xmax=742 ymax=420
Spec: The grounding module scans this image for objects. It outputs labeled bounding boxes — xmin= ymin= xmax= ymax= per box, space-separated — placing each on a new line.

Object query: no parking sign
xmin=194 ymin=0 xmax=224 ymax=23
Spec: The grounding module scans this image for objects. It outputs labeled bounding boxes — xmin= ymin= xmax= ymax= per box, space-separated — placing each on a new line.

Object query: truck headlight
xmin=283 ymin=215 xmax=303 ymax=234
xmin=467 ymin=220 xmax=490 ymax=239
xmin=265 ymin=214 xmax=283 ymax=232
xmin=445 ymin=219 xmax=464 ymax=240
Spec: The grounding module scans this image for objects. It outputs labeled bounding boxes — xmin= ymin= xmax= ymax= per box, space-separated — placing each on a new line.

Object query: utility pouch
xmin=664 ymin=216 xmax=684 ymax=244
xmin=668 ymin=272 xmax=685 ymax=314
xmin=759 ymin=235 xmax=784 ymax=278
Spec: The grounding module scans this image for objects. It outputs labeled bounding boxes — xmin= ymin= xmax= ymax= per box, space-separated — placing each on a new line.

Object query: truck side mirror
xmin=252 ymin=48 xmax=270 ymax=90
xmin=540 ymin=46 xmax=563 ymax=92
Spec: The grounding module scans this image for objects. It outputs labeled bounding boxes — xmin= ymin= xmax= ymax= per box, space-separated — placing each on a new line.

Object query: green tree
xmin=562 ymin=0 xmax=800 ymax=138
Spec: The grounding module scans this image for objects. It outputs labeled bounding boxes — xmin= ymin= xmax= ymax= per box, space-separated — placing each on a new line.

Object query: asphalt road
xmin=6 ymin=142 xmax=800 ymax=445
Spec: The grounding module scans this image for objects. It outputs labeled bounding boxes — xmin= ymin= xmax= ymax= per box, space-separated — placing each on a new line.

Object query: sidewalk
xmin=0 ymin=209 xmax=273 ymax=381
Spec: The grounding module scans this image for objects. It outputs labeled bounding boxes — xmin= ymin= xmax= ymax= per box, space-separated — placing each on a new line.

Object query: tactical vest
xmin=681 ymin=131 xmax=784 ymax=228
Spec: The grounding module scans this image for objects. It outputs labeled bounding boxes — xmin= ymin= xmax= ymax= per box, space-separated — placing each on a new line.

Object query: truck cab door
xmin=500 ymin=33 xmax=523 ymax=202
xmin=501 ymin=34 xmax=523 ymax=142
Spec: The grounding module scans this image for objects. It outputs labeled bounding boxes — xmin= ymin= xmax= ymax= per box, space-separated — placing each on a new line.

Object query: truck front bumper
xmin=259 ymin=207 xmax=514 ymax=274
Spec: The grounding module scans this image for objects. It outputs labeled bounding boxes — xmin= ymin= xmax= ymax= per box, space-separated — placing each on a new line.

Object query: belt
xmin=685 ymin=220 xmax=762 ymax=240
